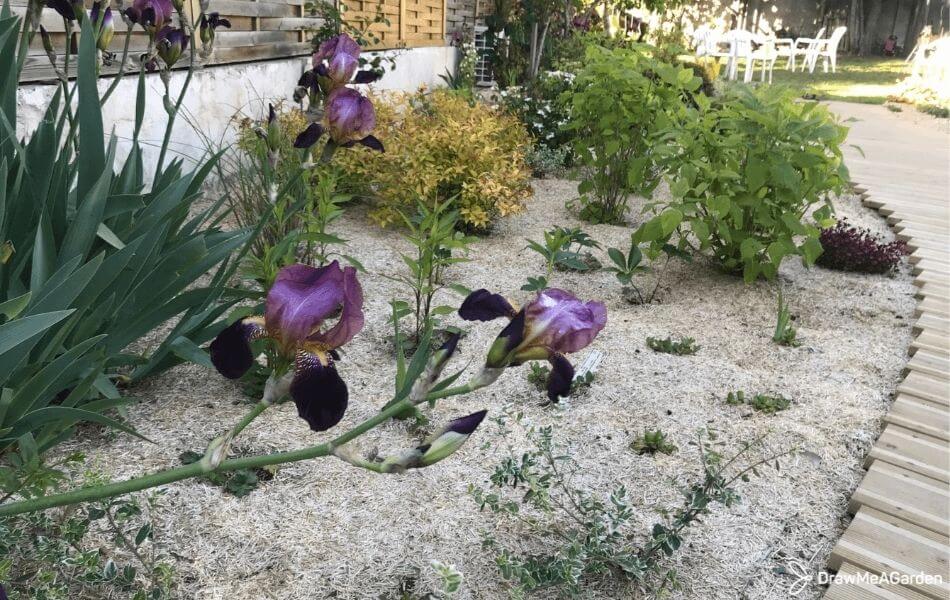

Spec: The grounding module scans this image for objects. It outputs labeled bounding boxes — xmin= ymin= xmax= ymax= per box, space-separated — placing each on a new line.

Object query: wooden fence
xmin=15 ymin=0 xmax=446 ymax=84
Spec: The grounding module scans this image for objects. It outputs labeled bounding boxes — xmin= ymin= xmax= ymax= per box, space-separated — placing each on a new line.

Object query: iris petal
xmin=356 ymin=135 xmax=384 ymax=152
xmin=265 ymin=261 xmax=350 ymax=346
xmin=291 ymin=353 xmax=348 ymax=432
xmin=459 ymin=289 xmax=516 ymax=321
xmin=353 ymin=70 xmax=380 ymax=84
xmin=306 ymin=263 xmax=364 ymax=349
xmin=546 ymin=354 xmax=574 ymax=402
xmin=209 ymin=318 xmax=264 ymax=379
xmin=293 ymin=123 xmax=325 ymax=149
xmin=524 ymin=288 xmax=607 ymax=354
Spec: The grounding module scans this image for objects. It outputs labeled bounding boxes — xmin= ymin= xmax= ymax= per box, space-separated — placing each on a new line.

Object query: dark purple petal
xmin=298 ymin=69 xmax=316 ymax=88
xmin=523 ymin=288 xmax=606 ymax=354
xmin=546 ymin=354 xmax=574 ymax=402
xmin=47 ymin=0 xmax=77 ymax=21
xmin=293 ymin=123 xmax=325 ymax=149
xmin=325 ymin=87 xmax=376 ymax=144
xmin=265 ymin=261 xmax=364 ymax=349
xmin=439 ymin=331 xmax=460 ymax=357
xmin=217 ymin=17 xmax=231 ymax=28
xmin=209 ymin=318 xmax=264 ymax=379
xmin=459 ymin=289 xmax=516 ymax=321
xmin=446 ymin=409 xmax=487 ymax=435
xmin=291 ymin=354 xmax=348 ymax=432
xmin=353 ymin=70 xmax=381 ymax=84
xmin=156 ymin=25 xmax=188 ymax=66
xmin=0 ymin=583 xmax=7 ymax=600
xmin=356 ymin=135 xmax=384 ymax=152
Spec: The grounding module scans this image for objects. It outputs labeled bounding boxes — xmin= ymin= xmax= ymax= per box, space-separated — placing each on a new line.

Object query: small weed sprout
xmin=725 ymin=391 xmax=791 ymax=414
xmin=471 ymin=415 xmax=791 ymax=597
xmin=630 ymin=429 xmax=678 ymax=456
xmin=772 ymin=289 xmax=800 ymax=347
xmin=647 ymin=336 xmax=700 ymax=355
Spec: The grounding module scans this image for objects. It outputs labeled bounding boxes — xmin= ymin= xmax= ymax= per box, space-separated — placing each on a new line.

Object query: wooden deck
xmin=823 ymin=103 xmax=950 ymax=600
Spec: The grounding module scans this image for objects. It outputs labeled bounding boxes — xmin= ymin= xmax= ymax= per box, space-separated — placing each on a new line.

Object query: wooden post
xmin=441 ymin=0 xmax=446 ymax=40
xmin=399 ymin=0 xmax=406 ymax=43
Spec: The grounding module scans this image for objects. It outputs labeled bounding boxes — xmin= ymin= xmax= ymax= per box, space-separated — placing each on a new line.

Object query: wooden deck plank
xmin=897 ymin=371 xmax=949 ymax=407
xmin=884 ymin=395 xmax=950 ymax=442
xmin=865 ymin=425 xmax=949 ymax=484
xmin=849 ymin=461 xmax=950 ymax=534
xmin=909 ymin=330 xmax=950 ymax=357
xmin=905 ymin=349 xmax=950 ymax=380
xmin=827 ymin=507 xmax=950 ymax=600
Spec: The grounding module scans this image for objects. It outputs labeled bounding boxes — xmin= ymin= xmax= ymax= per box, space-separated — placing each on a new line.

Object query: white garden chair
xmin=691 ymin=25 xmax=730 ymax=60
xmin=792 ymin=27 xmax=825 ymax=72
xmin=722 ymin=29 xmax=775 ymax=83
xmin=803 ymin=26 xmax=847 ymax=74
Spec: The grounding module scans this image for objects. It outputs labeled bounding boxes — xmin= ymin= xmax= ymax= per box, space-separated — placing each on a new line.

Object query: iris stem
xmin=229 ymin=401 xmax=269 ymax=439
xmin=0 ymin=391 xmax=429 ymax=518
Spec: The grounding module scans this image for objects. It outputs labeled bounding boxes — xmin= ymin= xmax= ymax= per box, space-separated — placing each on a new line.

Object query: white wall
xmin=14 ymin=45 xmax=458 ymax=180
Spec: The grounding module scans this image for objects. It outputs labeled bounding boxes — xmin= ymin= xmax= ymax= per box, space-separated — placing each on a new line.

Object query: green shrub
xmin=630 ymin=429 xmax=677 ymax=455
xmin=333 ymin=90 xmax=533 ymax=232
xmin=634 ymin=87 xmax=849 ymax=282
xmin=565 ymin=45 xmax=699 ymax=224
xmin=0 ymin=14 xmax=246 ymax=475
xmin=498 ymin=71 xmax=575 ymax=155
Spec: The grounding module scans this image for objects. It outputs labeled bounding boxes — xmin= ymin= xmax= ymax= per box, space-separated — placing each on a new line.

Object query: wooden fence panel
xmin=16 ymin=0 xmax=444 ymax=84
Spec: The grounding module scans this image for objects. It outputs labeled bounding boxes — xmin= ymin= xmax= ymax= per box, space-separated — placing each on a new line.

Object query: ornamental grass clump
xmin=815 ymin=220 xmax=908 ymax=274
xmin=332 ymin=89 xmax=534 ymax=232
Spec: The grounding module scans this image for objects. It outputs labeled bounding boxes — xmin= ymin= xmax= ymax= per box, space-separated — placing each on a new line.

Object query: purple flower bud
xmin=46 ymin=0 xmax=77 ymax=21
xmin=40 ymin=25 xmax=55 ymax=54
xmin=90 ymin=1 xmax=114 ymax=51
xmin=199 ymin=11 xmax=230 ymax=46
xmin=312 ymin=33 xmax=362 ymax=89
xmin=125 ymin=0 xmax=173 ymax=35
xmin=156 ymin=25 xmax=188 ymax=67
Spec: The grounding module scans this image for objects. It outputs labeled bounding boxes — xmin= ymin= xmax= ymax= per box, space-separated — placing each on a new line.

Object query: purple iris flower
xmin=125 ymin=0 xmax=173 ymax=35
xmin=460 ymin=288 xmax=606 ymax=402
xmin=293 ymin=87 xmax=384 ymax=151
xmin=90 ymin=1 xmax=114 ymax=51
xmin=199 ymin=12 xmax=231 ymax=46
xmin=311 ymin=33 xmax=380 ymax=90
xmin=209 ymin=261 xmax=364 ymax=432
xmin=156 ymin=26 xmax=188 ymax=67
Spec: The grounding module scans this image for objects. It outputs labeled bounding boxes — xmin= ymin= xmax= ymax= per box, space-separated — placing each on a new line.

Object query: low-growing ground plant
xmin=815 ymin=220 xmax=908 ymax=274
xmin=630 ymin=429 xmax=677 ymax=456
xmin=647 ymin=336 xmax=700 ymax=355
xmin=772 ymin=289 xmax=800 ymax=347
xmin=0 ymin=481 xmax=175 ymax=599
xmin=725 ymin=391 xmax=792 ymax=414
xmin=179 ymin=448 xmax=277 ymax=497
xmin=523 ymin=227 xmax=601 ymax=291
xmin=471 ymin=416 xmax=787 ymax=597
xmin=527 ymin=363 xmax=595 ymax=401
xmin=634 ymin=87 xmax=849 ymax=282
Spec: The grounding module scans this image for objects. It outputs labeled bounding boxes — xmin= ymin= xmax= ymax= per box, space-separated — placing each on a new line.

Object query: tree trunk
xmin=859 ymin=0 xmax=883 ymax=55
xmin=849 ymin=0 xmax=864 ymax=51
xmin=904 ymin=0 xmax=930 ymax=51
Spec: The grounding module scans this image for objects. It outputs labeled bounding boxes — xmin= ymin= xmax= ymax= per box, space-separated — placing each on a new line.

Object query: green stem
xmin=101 ymin=26 xmax=135 ymax=105
xmin=0 ymin=394 xmax=416 ymax=518
xmin=153 ymin=12 xmax=198 ymax=184
xmin=230 ymin=402 xmax=269 ymax=438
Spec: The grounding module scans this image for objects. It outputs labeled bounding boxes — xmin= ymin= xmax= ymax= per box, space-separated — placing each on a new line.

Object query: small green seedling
xmin=772 ymin=289 xmax=799 ymax=347
xmin=630 ymin=429 xmax=677 ymax=455
xmin=647 ymin=336 xmax=699 ymax=355
xmin=525 ymin=227 xmax=601 ymax=279
xmin=606 ymin=239 xmax=691 ymax=304
xmin=724 ymin=390 xmax=791 ymax=414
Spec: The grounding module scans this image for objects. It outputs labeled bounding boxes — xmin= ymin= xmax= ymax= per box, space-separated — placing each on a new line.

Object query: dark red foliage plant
xmin=815 ymin=220 xmax=908 ymax=274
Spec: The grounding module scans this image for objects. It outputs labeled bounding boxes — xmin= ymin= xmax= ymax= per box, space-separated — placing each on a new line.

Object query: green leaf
xmin=0 ymin=310 xmax=74 ymax=356
xmin=76 ymin=23 xmax=105 ymax=203
xmin=2 ymin=406 xmax=151 ymax=444
xmin=659 ymin=208 xmax=683 ymax=236
xmin=0 ymin=291 xmax=30 ymax=320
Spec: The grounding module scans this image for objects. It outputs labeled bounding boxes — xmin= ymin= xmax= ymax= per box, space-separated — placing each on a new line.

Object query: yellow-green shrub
xmin=334 ymin=89 xmax=534 ymax=231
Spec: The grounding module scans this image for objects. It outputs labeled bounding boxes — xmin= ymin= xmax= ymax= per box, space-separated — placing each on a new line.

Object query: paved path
xmin=821 ymin=102 xmax=950 ymax=599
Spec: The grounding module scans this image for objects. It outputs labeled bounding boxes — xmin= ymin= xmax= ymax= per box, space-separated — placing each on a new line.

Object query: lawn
xmin=769 ymin=56 xmax=911 ymax=104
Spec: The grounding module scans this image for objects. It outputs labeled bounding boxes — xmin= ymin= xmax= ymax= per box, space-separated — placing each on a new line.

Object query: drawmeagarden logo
xmin=785 ymin=558 xmax=946 ymax=597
